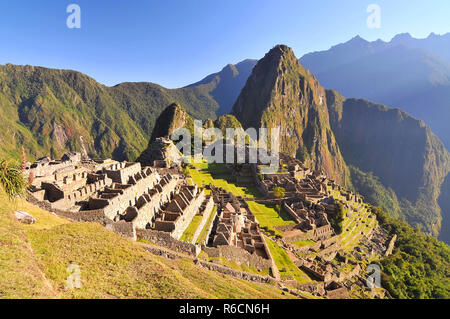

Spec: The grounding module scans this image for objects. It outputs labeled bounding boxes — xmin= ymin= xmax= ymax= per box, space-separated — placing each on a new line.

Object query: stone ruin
xmin=154 ymin=184 xmax=214 ymax=240
xmin=26 ymin=152 xmax=207 ymax=242
xmin=284 ymin=199 xmax=334 ymax=241
xmin=201 ymin=186 xmax=273 ymax=270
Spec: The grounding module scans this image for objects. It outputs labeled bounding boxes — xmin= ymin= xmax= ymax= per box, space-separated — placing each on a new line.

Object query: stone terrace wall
xmin=94 ymin=171 xmax=166 ymax=220
xmin=195 ymin=259 xmax=275 ymax=284
xmin=106 ymin=220 xmax=136 ymax=241
xmin=171 ymin=190 xmax=206 ymax=240
xmin=27 ymin=192 xmax=107 ymax=223
xmin=136 ymin=229 xmax=200 ymax=257
xmin=105 ymin=162 xmax=141 ymax=184
xmin=202 ymin=245 xmax=272 ymax=270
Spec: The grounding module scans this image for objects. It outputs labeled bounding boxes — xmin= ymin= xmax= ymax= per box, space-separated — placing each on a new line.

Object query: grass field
xmin=187 ymin=162 xmax=260 ymax=198
xmin=292 ymin=239 xmax=316 ymax=248
xmin=188 ymin=161 xmax=295 ymax=236
xmin=247 ymin=202 xmax=294 ymax=236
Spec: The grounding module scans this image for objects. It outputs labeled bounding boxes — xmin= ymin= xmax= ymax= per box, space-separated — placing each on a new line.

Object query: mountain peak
xmin=266 ymin=44 xmax=296 ymax=59
xmin=348 ymin=35 xmax=369 ymax=45
xmin=232 ymin=45 xmax=351 ymax=186
xmin=221 ymin=63 xmax=239 ymax=77
xmin=148 ymin=102 xmax=193 ymax=143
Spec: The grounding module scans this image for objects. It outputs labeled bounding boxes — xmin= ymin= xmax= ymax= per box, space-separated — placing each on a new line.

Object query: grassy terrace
xmin=247 ymin=202 xmax=295 ymax=236
xmin=292 ymin=239 xmax=316 ymax=248
xmin=326 ymin=184 xmax=379 ymax=252
xmin=265 ymin=237 xmax=312 ymax=284
xmin=180 ymin=215 xmax=203 ymax=243
xmin=187 ymin=162 xmax=260 ymax=198
xmin=196 ymin=206 xmax=217 ymax=245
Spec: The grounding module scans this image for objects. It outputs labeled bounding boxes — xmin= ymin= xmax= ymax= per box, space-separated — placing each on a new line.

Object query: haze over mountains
xmin=300 ymin=32 xmax=450 ymax=149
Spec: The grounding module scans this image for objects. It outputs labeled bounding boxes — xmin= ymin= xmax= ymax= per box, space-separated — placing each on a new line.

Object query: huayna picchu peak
xmin=232 ymin=45 xmax=351 ymax=187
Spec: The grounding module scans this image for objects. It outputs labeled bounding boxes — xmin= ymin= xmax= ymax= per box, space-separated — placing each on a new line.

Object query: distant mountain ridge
xmin=300 ymin=32 xmax=450 ymax=149
xmin=186 ymin=59 xmax=257 ymax=116
xmin=0 ymin=59 xmax=257 ymax=162
xmin=0 ymin=64 xmax=218 ymax=161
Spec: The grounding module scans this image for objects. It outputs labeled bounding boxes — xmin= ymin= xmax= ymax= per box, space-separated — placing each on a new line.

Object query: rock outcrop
xmin=14 ymin=211 xmax=36 ymax=224
xmin=136 ymin=103 xmax=191 ymax=166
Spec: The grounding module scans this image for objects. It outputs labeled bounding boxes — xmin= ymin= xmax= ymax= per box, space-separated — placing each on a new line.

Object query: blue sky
xmin=0 ymin=0 xmax=449 ymax=88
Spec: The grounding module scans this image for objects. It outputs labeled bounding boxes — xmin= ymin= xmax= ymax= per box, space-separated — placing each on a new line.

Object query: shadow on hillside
xmin=438 ymin=173 xmax=450 ymax=245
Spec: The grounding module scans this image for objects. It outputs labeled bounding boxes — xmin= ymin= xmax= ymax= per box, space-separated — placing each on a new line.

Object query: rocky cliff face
xmin=146 ymin=103 xmax=194 ymax=143
xmin=232 ymin=45 xmax=351 ymax=186
xmin=326 ymin=89 xmax=450 ymax=236
xmin=136 ymin=103 xmax=193 ymax=166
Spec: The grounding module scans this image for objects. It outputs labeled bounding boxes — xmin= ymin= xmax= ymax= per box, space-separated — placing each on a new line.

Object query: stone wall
xmin=105 ymin=162 xmax=142 ymax=184
xmin=105 ymin=220 xmax=136 ymax=241
xmin=27 ymin=192 xmax=107 ymax=223
xmin=195 ymin=259 xmax=275 ymax=284
xmin=130 ymin=177 xmax=178 ymax=229
xmin=89 ymin=170 xmax=169 ymax=220
xmin=283 ymin=202 xmax=302 ymax=223
xmin=136 ymin=229 xmax=201 ymax=257
xmin=171 ymin=189 xmax=206 ymax=240
xmin=384 ymin=234 xmax=397 ymax=257
xmin=202 ymin=245 xmax=272 ymax=270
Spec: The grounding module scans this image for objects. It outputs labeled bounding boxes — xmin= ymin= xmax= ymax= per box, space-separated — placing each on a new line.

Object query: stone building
xmin=154 ymin=185 xmax=211 ymax=239
xmin=211 ymin=187 xmax=270 ymax=260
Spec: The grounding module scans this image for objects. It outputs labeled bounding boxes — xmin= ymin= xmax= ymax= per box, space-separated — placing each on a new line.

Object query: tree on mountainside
xmin=328 ymin=202 xmax=345 ymax=234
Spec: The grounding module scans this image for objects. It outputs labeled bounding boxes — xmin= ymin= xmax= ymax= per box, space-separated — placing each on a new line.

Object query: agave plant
xmin=0 ymin=160 xmax=27 ymax=200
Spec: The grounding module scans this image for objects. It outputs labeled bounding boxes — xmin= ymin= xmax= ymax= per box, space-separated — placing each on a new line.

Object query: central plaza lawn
xmin=187 ymin=161 xmax=295 ymax=235
xmin=247 ymin=202 xmax=295 ymax=236
xmin=187 ymin=162 xmax=260 ymax=198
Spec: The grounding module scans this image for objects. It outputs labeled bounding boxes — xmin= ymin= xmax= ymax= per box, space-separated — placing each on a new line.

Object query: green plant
xmin=272 ymin=187 xmax=286 ymax=213
xmin=0 ymin=160 xmax=27 ymax=200
xmin=328 ymin=201 xmax=345 ymax=234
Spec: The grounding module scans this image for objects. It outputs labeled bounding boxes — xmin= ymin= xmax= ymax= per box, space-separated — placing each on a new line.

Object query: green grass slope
xmin=0 ymin=191 xmax=290 ymax=299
